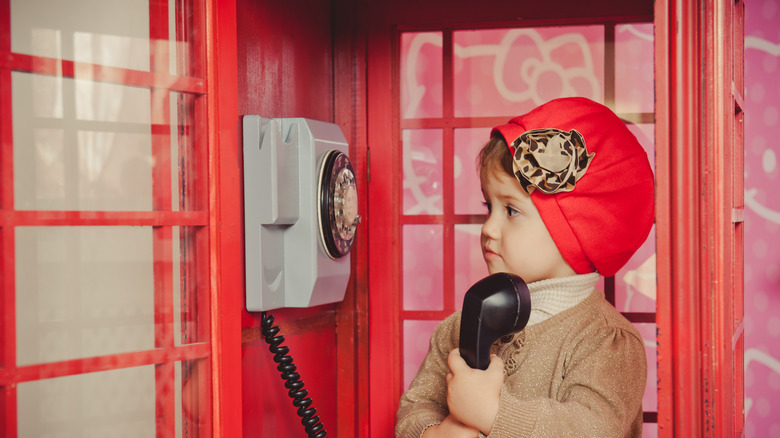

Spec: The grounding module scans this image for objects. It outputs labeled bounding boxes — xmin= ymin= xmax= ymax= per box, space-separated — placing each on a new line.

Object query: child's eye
xmin=482 ymin=201 xmax=492 ymax=213
xmin=506 ymin=206 xmax=520 ymax=217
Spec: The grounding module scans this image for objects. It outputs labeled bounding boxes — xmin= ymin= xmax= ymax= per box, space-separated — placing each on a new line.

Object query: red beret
xmin=491 ymin=97 xmax=655 ymax=277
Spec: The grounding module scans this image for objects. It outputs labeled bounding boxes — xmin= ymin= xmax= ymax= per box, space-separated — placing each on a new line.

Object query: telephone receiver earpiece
xmin=458 ymin=272 xmax=531 ymax=370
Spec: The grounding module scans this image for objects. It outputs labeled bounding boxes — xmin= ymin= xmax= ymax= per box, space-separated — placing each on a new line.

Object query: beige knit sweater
xmin=395 ymin=277 xmax=647 ymax=438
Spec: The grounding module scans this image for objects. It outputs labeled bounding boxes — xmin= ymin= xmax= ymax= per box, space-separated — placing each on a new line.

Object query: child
xmin=395 ymin=97 xmax=655 ymax=437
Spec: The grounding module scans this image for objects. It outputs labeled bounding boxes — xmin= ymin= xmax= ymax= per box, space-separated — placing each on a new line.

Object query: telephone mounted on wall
xmin=243 ymin=116 xmax=360 ymax=438
xmin=243 ymin=116 xmax=360 ymax=312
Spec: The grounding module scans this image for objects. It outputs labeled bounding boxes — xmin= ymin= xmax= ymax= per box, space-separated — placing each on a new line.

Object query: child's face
xmin=480 ymin=169 xmax=577 ymax=283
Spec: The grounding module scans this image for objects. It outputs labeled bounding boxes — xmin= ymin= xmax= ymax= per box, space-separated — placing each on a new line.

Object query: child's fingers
xmin=487 ymin=354 xmax=504 ymax=373
xmin=447 ymin=348 xmax=468 ymax=373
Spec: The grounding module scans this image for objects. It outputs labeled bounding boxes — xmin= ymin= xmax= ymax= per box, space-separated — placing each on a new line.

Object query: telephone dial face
xmin=318 ymin=150 xmax=360 ymax=259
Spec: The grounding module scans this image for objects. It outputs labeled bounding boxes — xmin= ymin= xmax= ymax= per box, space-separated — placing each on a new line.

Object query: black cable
xmin=260 ymin=311 xmax=328 ymax=438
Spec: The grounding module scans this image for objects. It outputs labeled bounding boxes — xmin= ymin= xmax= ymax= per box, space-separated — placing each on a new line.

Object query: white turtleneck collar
xmin=526 ymin=272 xmax=601 ymax=326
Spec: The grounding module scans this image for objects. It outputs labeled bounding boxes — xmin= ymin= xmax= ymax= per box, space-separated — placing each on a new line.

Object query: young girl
xmin=395 ymin=97 xmax=654 ymax=437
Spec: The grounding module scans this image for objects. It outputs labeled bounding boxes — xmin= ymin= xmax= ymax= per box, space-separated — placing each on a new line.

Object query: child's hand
xmin=445 ymin=348 xmax=504 ymax=435
xmin=421 ymin=415 xmax=480 ymax=438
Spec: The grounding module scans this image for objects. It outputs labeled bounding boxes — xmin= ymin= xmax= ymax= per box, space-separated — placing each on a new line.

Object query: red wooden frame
xmin=205 ymin=0 xmax=242 ymax=436
xmin=368 ymin=2 xmax=659 ymax=434
xmin=0 ymin=0 xmax=244 ymax=435
xmin=656 ymin=0 xmax=745 ymax=436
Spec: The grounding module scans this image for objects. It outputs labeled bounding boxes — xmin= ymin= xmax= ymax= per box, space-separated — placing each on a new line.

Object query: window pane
xmin=615 ymin=24 xmax=654 ymax=114
xmin=454 ymin=224 xmax=487 ymax=311
xmin=17 ymin=366 xmax=156 ymax=437
xmin=10 ymin=0 xmax=151 ymax=72
xmin=400 ymin=32 xmax=443 ymax=119
xmin=403 ymin=320 xmax=440 ymax=390
xmin=454 ymin=127 xmax=490 ymax=215
xmin=614 ymin=123 xmax=656 ymax=313
xmin=454 ymin=26 xmax=605 ymax=117
xmin=403 ymin=225 xmax=443 ymax=311
xmin=15 ymin=227 xmax=155 ymax=365
xmin=634 ymin=323 xmax=658 ymax=413
xmin=12 ymin=72 xmax=154 ymax=211
xmin=403 ymin=129 xmax=443 ymax=215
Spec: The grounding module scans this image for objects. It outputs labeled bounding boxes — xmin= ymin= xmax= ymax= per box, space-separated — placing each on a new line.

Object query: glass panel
xmin=634 ymin=323 xmax=658 ymax=413
xmin=178 ymin=226 xmax=209 ymax=345
xmin=454 ymin=224 xmax=488 ymax=311
xmin=10 ymin=0 xmax=151 ymax=72
xmin=15 ymin=227 xmax=155 ymax=365
xmin=403 ymin=129 xmax=443 ymax=215
xmin=614 ymin=123 xmax=656 ymax=313
xmin=17 ymin=366 xmax=156 ymax=437
xmin=453 ymin=26 xmax=605 ymax=117
xmin=400 ymin=32 xmax=443 ymax=119
xmin=403 ymin=320 xmax=441 ymax=390
xmin=172 ymin=92 xmax=203 ymax=212
xmin=642 ymin=423 xmax=658 ymax=438
xmin=454 ymin=127 xmax=491 ymax=215
xmin=12 ymin=72 xmax=154 ymax=211
xmin=403 ymin=225 xmax=443 ymax=311
xmin=615 ymin=24 xmax=654 ymax=114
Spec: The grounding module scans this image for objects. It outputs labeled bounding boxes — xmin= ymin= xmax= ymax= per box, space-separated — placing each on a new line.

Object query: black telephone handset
xmin=459 ymin=273 xmax=531 ymax=370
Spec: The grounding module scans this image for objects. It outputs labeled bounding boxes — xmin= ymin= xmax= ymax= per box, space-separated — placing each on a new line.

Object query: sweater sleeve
xmin=488 ymin=325 xmax=647 ymax=438
xmin=395 ymin=312 xmax=462 ymax=438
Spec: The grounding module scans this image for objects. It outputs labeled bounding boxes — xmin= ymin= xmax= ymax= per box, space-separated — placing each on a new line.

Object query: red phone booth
xmin=0 ymin=0 xmax=745 ymax=437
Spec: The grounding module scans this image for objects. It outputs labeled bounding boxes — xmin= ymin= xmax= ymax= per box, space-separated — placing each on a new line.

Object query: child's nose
xmin=481 ymin=213 xmax=499 ymax=239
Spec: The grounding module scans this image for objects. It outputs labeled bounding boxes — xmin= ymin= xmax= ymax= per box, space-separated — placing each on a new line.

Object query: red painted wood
xmin=367 ymin=14 xmax=404 ymax=435
xmin=0 ymin=210 xmax=208 ymax=226
xmin=0 ymin=54 xmax=205 ymax=93
xmin=1 ymin=0 xmax=16 ymax=433
xmin=207 ymin=0 xmax=242 ymax=436
xmin=0 ymin=344 xmax=210 ymax=384
xmin=333 ymin=0 xmax=370 ymax=434
xmin=235 ymin=0 xmax=348 ymax=436
xmin=667 ymin=1 xmax=703 ymax=434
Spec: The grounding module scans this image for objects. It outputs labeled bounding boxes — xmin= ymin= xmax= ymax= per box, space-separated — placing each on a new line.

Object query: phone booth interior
xmin=0 ymin=0 xmax=744 ymax=436
xmin=239 ymin=0 xmax=745 ymax=435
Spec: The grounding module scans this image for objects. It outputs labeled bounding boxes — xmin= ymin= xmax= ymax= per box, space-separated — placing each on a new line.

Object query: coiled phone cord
xmin=260 ymin=312 xmax=328 ymax=438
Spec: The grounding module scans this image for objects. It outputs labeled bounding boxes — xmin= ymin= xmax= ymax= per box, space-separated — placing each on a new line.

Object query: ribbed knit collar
xmin=526 ymin=272 xmax=601 ymax=326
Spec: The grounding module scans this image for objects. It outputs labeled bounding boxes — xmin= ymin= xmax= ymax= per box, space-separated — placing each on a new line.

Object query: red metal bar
xmin=206 ymin=0 xmax=242 ymax=436
xmin=401 ymin=214 xmax=486 ymax=225
xmin=665 ymin=0 xmax=704 ymax=435
xmin=368 ymin=17 xmax=402 ymax=435
xmin=1 ymin=0 xmax=16 ymax=433
xmin=156 ymin=362 xmax=176 ymax=438
xmin=0 ymin=54 xmax=205 ymax=93
xmin=441 ymin=30 xmax=456 ymax=314
xmin=0 ymin=210 xmax=208 ymax=226
xmin=0 ymin=343 xmax=210 ymax=384
xmin=401 ymin=114 xmax=654 ymax=130
xmin=604 ymin=23 xmax=616 ymax=109
xmin=401 ymin=310 xmax=458 ymax=320
xmin=333 ymin=0 xmax=370 ymax=433
xmin=701 ymin=0 xmax=744 ymax=434
xmin=653 ymin=0 xmax=673 ymax=435
xmin=149 ymin=2 xmax=176 ymax=436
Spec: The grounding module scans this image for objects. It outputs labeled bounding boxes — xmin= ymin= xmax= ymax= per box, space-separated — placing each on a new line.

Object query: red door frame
xmin=365 ymin=0 xmax=657 ymax=434
xmin=366 ymin=0 xmax=745 ymax=436
xmin=1 ymin=0 xmax=241 ymax=436
xmin=656 ymin=0 xmax=745 ymax=436
xmin=206 ymin=0 xmax=242 ymax=436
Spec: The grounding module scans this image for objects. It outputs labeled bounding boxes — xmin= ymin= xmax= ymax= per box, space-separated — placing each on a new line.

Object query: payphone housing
xmin=243 ymin=116 xmax=358 ymax=312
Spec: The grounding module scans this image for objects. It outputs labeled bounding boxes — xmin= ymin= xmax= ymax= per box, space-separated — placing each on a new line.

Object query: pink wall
xmin=744 ymin=0 xmax=780 ymax=435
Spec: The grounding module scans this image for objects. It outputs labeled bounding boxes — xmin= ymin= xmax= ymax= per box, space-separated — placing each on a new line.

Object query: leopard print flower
xmin=510 ymin=128 xmax=595 ymax=195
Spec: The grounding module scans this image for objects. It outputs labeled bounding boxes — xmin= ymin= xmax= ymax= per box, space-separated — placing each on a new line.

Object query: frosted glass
xmin=15 ymin=227 xmax=155 ymax=365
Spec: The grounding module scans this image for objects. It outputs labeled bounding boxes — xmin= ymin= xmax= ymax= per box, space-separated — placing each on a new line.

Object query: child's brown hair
xmin=477 ymin=135 xmax=513 ymax=180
